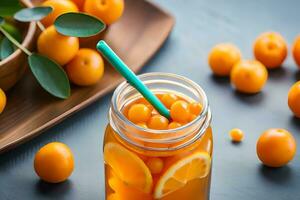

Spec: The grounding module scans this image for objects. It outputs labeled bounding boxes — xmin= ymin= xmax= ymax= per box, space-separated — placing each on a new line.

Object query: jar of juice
xmin=103 ymin=73 xmax=213 ymax=200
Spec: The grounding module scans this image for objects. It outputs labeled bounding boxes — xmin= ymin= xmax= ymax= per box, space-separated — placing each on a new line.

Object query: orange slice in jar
xmin=104 ymin=142 xmax=153 ymax=193
xmin=154 ymin=152 xmax=211 ymax=198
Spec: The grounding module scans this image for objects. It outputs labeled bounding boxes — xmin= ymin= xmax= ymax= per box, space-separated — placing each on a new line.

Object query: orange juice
xmin=103 ymin=73 xmax=213 ymax=200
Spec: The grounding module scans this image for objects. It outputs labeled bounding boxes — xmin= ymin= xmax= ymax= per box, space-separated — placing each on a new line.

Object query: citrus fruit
xmin=37 ymin=25 xmax=79 ymax=66
xmin=146 ymin=157 xmax=164 ymax=174
xmin=230 ymin=60 xmax=268 ymax=94
xmin=188 ymin=102 xmax=202 ymax=116
xmin=168 ymin=122 xmax=182 ymax=129
xmin=34 ymin=142 xmax=74 ymax=183
xmin=288 ymin=81 xmax=300 ymax=117
xmin=84 ymin=0 xmax=124 ymax=25
xmin=66 ymin=48 xmax=104 ymax=86
xmin=154 ymin=151 xmax=211 ymax=198
xmin=229 ymin=128 xmax=244 ymax=142
xmin=170 ymin=100 xmax=190 ymax=123
xmin=41 ymin=0 xmax=78 ymax=27
xmin=253 ymin=32 xmax=287 ymax=69
xmin=208 ymin=43 xmax=241 ymax=76
xmin=0 ymin=88 xmax=7 ymax=114
xmin=128 ymin=104 xmax=151 ymax=124
xmin=104 ymin=142 xmax=153 ymax=193
xmin=292 ymin=36 xmax=300 ymax=68
xmin=256 ymin=129 xmax=296 ymax=167
xmin=161 ymin=93 xmax=178 ymax=109
xmin=72 ymin=0 xmax=85 ymax=10
xmin=147 ymin=115 xmax=169 ymax=130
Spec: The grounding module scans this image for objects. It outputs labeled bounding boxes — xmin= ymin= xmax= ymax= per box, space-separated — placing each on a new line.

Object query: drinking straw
xmin=96 ymin=40 xmax=171 ymax=119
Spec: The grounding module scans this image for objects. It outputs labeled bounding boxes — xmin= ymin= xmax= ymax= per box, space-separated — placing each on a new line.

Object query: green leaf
xmin=0 ymin=37 xmax=14 ymax=60
xmin=1 ymin=22 xmax=22 ymax=42
xmin=54 ymin=12 xmax=106 ymax=37
xmin=28 ymin=54 xmax=71 ymax=99
xmin=0 ymin=17 xmax=4 ymax=25
xmin=0 ymin=0 xmax=22 ymax=17
xmin=14 ymin=6 xmax=53 ymax=22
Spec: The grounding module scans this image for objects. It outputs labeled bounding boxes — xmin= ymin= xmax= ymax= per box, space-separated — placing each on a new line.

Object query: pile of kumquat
xmin=209 ymin=31 xmax=299 ymax=168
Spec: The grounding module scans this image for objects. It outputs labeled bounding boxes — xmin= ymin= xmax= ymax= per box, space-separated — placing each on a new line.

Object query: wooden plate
xmin=0 ymin=0 xmax=174 ymax=153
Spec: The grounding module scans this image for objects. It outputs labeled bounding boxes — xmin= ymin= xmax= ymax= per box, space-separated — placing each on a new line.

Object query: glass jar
xmin=103 ymin=73 xmax=213 ymax=200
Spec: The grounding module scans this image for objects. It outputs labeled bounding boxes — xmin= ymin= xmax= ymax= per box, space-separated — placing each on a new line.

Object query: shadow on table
xmin=232 ymin=91 xmax=265 ymax=105
xmin=289 ymin=116 xmax=300 ymax=131
xmin=35 ymin=179 xmax=73 ymax=196
xmin=294 ymin=70 xmax=300 ymax=81
xmin=209 ymin=74 xmax=230 ymax=87
xmin=267 ymin=66 xmax=289 ymax=81
xmin=209 ymin=74 xmax=265 ymax=105
xmin=259 ymin=165 xmax=292 ymax=184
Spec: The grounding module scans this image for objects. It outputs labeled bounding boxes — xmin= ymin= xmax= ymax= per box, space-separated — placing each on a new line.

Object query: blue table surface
xmin=1 ymin=0 xmax=300 ymax=199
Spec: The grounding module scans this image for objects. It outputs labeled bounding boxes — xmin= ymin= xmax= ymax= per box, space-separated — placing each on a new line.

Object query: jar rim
xmin=109 ymin=72 xmax=211 ymax=151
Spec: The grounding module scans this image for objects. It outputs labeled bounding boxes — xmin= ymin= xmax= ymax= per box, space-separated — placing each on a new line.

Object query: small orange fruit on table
xmin=0 ymin=88 xmax=7 ymax=114
xmin=84 ymin=0 xmax=125 ymax=25
xmin=66 ymin=48 xmax=104 ymax=86
xmin=288 ymin=81 xmax=300 ymax=117
xmin=256 ymin=129 xmax=296 ymax=167
xmin=41 ymin=0 xmax=79 ymax=27
xmin=229 ymin=128 xmax=244 ymax=142
xmin=34 ymin=142 xmax=74 ymax=183
xmin=208 ymin=43 xmax=241 ymax=76
xmin=253 ymin=32 xmax=287 ymax=69
xmin=230 ymin=60 xmax=268 ymax=94
xmin=292 ymin=35 xmax=300 ymax=68
xmin=38 ymin=25 xmax=79 ymax=66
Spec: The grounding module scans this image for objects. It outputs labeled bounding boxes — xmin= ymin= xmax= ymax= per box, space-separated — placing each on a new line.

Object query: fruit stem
xmin=0 ymin=26 xmax=32 ymax=56
xmin=37 ymin=21 xmax=45 ymax=32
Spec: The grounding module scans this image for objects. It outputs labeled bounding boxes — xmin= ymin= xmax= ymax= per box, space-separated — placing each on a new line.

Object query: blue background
xmin=1 ymin=0 xmax=300 ymax=199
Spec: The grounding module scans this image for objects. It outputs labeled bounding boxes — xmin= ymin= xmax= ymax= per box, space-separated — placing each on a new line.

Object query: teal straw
xmin=96 ymin=40 xmax=170 ymax=119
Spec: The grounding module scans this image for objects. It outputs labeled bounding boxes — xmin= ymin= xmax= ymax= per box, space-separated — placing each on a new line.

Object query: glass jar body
xmin=103 ymin=73 xmax=213 ymax=200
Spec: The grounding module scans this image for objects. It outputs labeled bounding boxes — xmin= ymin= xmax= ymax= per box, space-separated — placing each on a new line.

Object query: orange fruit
xmin=65 ymin=48 xmax=104 ymax=86
xmin=170 ymin=100 xmax=190 ymax=123
xmin=253 ymin=32 xmax=287 ymax=69
xmin=229 ymin=128 xmax=244 ymax=142
xmin=108 ymin=170 xmax=152 ymax=200
xmin=230 ymin=60 xmax=268 ymax=94
xmin=208 ymin=43 xmax=241 ymax=76
xmin=136 ymin=123 xmax=148 ymax=129
xmin=84 ymin=0 xmax=124 ymax=25
xmin=0 ymin=88 xmax=7 ymax=114
xmin=128 ymin=104 xmax=151 ymax=124
xmin=41 ymin=0 xmax=78 ymax=27
xmin=257 ymin=129 xmax=296 ymax=167
xmin=154 ymin=152 xmax=211 ymax=198
xmin=34 ymin=142 xmax=74 ymax=183
xmin=37 ymin=25 xmax=79 ymax=66
xmin=161 ymin=93 xmax=178 ymax=109
xmin=292 ymin=35 xmax=300 ymax=68
xmin=147 ymin=115 xmax=169 ymax=130
xmin=288 ymin=81 xmax=300 ymax=117
xmin=168 ymin=122 xmax=182 ymax=129
xmin=188 ymin=102 xmax=202 ymax=116
xmin=146 ymin=157 xmax=164 ymax=174
xmin=72 ymin=0 xmax=85 ymax=10
xmin=104 ymin=142 xmax=153 ymax=193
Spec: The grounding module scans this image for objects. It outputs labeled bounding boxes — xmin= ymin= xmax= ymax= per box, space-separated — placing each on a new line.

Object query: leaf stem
xmin=37 ymin=21 xmax=45 ymax=32
xmin=0 ymin=27 xmax=32 ymax=56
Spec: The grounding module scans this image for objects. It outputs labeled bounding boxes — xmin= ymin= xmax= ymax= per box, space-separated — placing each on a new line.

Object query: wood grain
xmin=0 ymin=0 xmax=174 ymax=153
